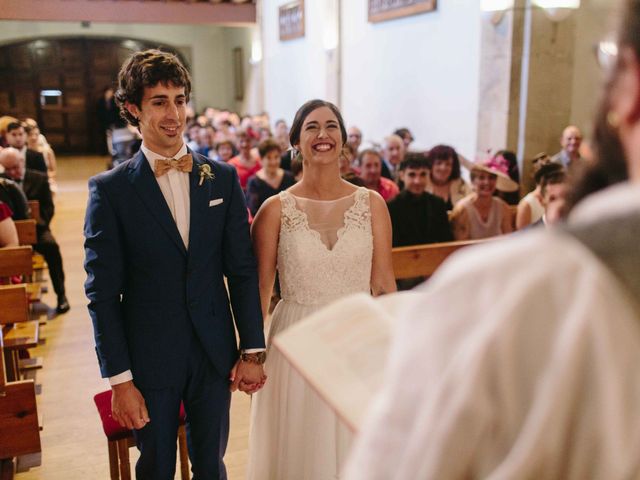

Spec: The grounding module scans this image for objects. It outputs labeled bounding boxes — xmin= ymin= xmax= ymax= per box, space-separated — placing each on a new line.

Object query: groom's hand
xmin=230 ymin=360 xmax=266 ymax=395
xmin=111 ymin=380 xmax=150 ymax=430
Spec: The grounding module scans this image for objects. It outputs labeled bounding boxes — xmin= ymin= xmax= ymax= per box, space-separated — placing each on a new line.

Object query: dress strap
xmin=344 ymin=187 xmax=372 ymax=230
xmin=278 ymin=190 xmax=307 ymax=233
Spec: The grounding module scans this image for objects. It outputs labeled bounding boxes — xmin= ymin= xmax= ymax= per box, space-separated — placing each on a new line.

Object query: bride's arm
xmin=251 ymin=195 xmax=281 ymax=321
xmin=369 ymin=191 xmax=397 ymax=296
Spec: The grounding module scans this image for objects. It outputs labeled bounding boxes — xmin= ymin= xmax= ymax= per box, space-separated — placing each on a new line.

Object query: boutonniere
xmin=198 ymin=164 xmax=215 ymax=186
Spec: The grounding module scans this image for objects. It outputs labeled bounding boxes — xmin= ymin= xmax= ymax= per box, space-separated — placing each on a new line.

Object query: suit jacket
xmin=84 ymin=150 xmax=265 ymax=389
xmin=26 ymin=149 xmax=48 ymax=174
xmin=0 ymin=177 xmax=30 ymax=220
xmin=387 ymin=190 xmax=453 ymax=247
xmin=22 ymin=169 xmax=54 ymax=230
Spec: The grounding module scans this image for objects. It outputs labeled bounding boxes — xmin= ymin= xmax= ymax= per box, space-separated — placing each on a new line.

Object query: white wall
xmin=0 ymin=20 xmax=252 ymax=113
xmin=261 ymin=0 xmax=482 ymax=157
xmin=341 ymin=0 xmax=481 ymax=157
xmin=261 ymin=0 xmax=330 ymax=126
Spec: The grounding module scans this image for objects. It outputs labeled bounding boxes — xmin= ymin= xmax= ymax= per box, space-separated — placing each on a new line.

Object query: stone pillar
xmin=476 ymin=0 xmax=577 ymax=193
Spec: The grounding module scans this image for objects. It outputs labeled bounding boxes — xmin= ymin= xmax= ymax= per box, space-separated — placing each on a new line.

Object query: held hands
xmin=230 ymin=359 xmax=267 ymax=395
xmin=111 ymin=380 xmax=150 ymax=430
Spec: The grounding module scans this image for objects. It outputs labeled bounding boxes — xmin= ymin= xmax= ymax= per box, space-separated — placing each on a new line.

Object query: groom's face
xmin=127 ymin=82 xmax=187 ymax=157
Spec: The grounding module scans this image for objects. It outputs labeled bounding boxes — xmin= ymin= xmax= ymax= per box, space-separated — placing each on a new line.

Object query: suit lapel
xmin=127 ymin=151 xmax=187 ymax=256
xmin=187 ymin=153 xmax=211 ymax=265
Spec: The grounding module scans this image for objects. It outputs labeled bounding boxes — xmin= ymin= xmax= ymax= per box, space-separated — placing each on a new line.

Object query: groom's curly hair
xmin=115 ymin=49 xmax=191 ymax=127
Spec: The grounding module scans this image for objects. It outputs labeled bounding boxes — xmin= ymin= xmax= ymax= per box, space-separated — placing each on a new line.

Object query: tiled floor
xmin=18 ymin=156 xmax=252 ymax=479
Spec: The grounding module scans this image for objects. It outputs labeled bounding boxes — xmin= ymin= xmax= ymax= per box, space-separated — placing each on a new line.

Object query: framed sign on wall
xmin=368 ymin=0 xmax=437 ymax=23
xmin=279 ymin=0 xmax=305 ymax=41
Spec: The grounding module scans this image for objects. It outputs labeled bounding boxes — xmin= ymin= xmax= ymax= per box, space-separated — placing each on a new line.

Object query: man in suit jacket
xmin=4 ymin=121 xmax=48 ymax=173
xmin=0 ymin=147 xmax=69 ymax=314
xmin=84 ymin=50 xmax=266 ymax=479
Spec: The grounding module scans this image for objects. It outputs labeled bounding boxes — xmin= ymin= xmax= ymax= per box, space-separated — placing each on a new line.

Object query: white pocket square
xmin=209 ymin=198 xmax=224 ymax=207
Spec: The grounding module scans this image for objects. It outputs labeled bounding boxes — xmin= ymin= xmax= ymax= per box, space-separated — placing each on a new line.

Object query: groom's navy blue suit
xmin=84 ymin=149 xmax=264 ymax=479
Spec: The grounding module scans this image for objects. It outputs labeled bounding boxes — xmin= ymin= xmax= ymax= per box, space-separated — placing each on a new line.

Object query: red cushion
xmin=93 ymin=390 xmax=186 ymax=441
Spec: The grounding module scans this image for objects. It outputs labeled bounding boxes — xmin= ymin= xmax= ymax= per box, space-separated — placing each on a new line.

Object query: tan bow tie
xmin=154 ymin=154 xmax=193 ymax=177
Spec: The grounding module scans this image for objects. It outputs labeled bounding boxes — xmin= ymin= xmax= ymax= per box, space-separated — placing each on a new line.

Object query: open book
xmin=272 ymin=291 xmax=420 ymax=432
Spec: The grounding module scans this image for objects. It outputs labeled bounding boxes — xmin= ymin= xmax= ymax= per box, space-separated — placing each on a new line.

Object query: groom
xmin=84 ymin=49 xmax=266 ymax=479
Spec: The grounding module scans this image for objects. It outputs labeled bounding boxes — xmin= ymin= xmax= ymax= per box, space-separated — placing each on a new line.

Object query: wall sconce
xmin=250 ymin=36 xmax=262 ymax=65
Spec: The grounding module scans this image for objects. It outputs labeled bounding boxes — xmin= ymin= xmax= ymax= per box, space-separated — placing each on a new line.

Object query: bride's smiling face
xmin=296 ymin=106 xmax=344 ymax=166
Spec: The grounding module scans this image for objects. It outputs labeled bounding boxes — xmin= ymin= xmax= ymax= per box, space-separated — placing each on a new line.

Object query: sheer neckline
xmin=288 ymin=189 xmax=359 ymax=203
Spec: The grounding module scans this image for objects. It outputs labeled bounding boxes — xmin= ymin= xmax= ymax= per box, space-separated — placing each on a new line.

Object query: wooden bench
xmin=14 ymin=220 xmax=37 ymax=246
xmin=392 ymin=239 xmax=487 ymax=280
xmin=27 ymin=201 xmax=40 ymax=224
xmin=0 ymin=285 xmax=41 ymax=383
xmin=0 ymin=247 xmax=33 ymax=278
xmin=0 ymin=286 xmax=29 ymax=325
xmin=0 ymin=334 xmax=42 ymax=479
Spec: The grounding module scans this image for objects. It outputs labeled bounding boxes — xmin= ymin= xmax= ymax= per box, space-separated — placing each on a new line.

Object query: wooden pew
xmin=0 ymin=247 xmax=33 ymax=278
xmin=392 ymin=239 xmax=487 ymax=280
xmin=0 ymin=284 xmax=39 ymax=383
xmin=14 ymin=220 xmax=37 ymax=246
xmin=0 ymin=286 xmax=29 ymax=325
xmin=27 ymin=201 xmax=40 ymax=224
xmin=0 ymin=333 xmax=42 ymax=478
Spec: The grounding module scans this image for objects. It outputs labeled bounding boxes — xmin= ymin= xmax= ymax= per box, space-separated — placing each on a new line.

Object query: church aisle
xmin=18 ymin=156 xmax=251 ymax=479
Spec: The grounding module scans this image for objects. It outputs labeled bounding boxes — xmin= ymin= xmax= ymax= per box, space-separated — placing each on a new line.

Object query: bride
xmin=247 ymin=99 xmax=396 ymax=479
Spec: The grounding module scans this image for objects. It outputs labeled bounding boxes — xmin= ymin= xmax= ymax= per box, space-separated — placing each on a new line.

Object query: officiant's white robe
xmin=345 ymin=183 xmax=640 ymax=480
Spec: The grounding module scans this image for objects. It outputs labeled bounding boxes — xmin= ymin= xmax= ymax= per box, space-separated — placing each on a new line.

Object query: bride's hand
xmin=230 ymin=360 xmax=267 ymax=394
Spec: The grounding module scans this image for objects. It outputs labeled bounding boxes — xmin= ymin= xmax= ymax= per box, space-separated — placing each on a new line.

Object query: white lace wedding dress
xmin=247 ymin=187 xmax=374 ymax=480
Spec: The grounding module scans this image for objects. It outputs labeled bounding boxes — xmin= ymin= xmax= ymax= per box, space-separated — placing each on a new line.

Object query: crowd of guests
xmin=0 ymin=100 xmax=584 ymax=305
xmin=176 ymin=107 xmax=583 ymax=267
xmin=0 ymin=115 xmax=69 ymax=314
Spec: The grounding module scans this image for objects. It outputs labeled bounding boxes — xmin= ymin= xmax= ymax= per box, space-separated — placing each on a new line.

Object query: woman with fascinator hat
xmin=449 ymin=155 xmax=519 ymax=240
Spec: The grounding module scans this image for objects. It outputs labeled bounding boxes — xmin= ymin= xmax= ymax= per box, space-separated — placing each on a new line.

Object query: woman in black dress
xmin=246 ymin=138 xmax=296 ymax=217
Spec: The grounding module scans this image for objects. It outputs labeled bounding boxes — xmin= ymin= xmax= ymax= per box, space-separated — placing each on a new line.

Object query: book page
xmin=273 ymin=291 xmax=420 ymax=431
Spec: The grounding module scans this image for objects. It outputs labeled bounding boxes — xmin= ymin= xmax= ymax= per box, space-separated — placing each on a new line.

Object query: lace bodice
xmin=277 ymin=187 xmax=373 ymax=305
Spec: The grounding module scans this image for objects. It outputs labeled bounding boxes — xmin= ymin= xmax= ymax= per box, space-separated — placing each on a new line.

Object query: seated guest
xmin=246 ymin=138 xmax=295 ymax=217
xmin=0 ymin=147 xmax=69 ymax=314
xmin=347 ymin=126 xmax=363 ymax=153
xmin=229 ymin=128 xmax=261 ymax=190
xmin=359 ymin=148 xmax=399 ymax=201
xmin=450 ymin=157 xmax=518 ymax=240
xmin=213 ymin=138 xmax=235 ymax=163
xmin=516 ymin=153 xmax=554 ymax=229
xmin=185 ymin=122 xmax=201 ymax=151
xmin=394 ymin=127 xmax=414 ymax=151
xmin=493 ymin=150 xmax=520 ymax=205
xmin=381 ymin=134 xmax=406 ymax=181
xmin=274 ymin=118 xmax=290 ymax=152
xmin=340 ymin=144 xmax=364 ymax=186
xmin=0 ymin=116 xmax=18 ymax=147
xmin=532 ymin=163 xmax=568 ymax=228
xmin=388 ymin=154 xmax=453 ymax=290
xmin=0 ymin=176 xmax=30 ymax=220
xmin=425 ymin=145 xmax=471 ymax=209
xmin=195 ymin=125 xmax=214 ymax=158
xmin=0 ymin=201 xmax=18 ymax=247
xmin=388 ymin=154 xmax=453 ymax=247
xmin=25 ymin=121 xmax=58 ymax=192
xmin=4 ymin=121 xmax=47 ymax=173
xmin=552 ymin=125 xmax=585 ymax=170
